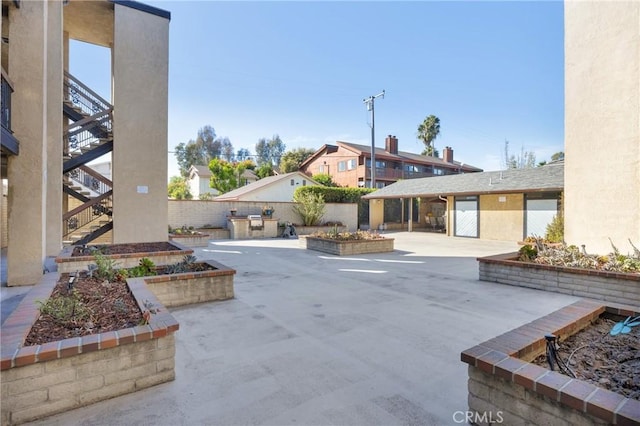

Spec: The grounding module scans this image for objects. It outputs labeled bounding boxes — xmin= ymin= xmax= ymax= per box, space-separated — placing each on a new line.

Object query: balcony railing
xmin=1 ymin=68 xmax=19 ymax=155
xmin=365 ymin=167 xmax=435 ymax=180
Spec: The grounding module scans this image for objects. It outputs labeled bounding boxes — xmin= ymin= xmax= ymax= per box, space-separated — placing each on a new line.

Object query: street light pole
xmin=363 ymin=90 xmax=385 ymax=188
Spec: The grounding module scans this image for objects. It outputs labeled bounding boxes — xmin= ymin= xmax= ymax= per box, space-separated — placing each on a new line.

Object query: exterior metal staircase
xmin=62 ymin=71 xmax=113 ymax=245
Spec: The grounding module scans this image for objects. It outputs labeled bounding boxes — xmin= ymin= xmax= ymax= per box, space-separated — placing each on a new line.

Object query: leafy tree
xmin=220 ymin=137 xmax=234 ymax=162
xmin=551 ymin=151 xmax=565 ymax=161
xmin=417 ymin=115 xmax=441 ymax=156
xmin=312 ymin=173 xmax=338 ymax=187
xmin=236 ymin=148 xmax=251 ymax=162
xmin=255 ymin=134 xmax=286 ymax=167
xmin=503 ymin=140 xmax=536 ymax=169
xmin=255 ymin=163 xmax=275 ymax=179
xmin=279 ymin=148 xmax=316 ymax=173
xmin=167 ymin=176 xmax=192 ymax=200
xmin=208 ymin=159 xmax=246 ymax=194
xmin=174 ymin=125 xmax=235 ymax=176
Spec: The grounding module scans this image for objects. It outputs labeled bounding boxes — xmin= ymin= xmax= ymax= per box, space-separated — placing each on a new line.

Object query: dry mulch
xmin=71 ymin=241 xmax=177 ymax=257
xmin=24 ymin=273 xmax=143 ymax=346
xmin=532 ymin=315 xmax=640 ymax=400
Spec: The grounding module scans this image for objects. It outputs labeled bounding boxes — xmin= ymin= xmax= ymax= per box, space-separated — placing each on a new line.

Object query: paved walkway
xmin=18 ymin=232 xmax=578 ymax=425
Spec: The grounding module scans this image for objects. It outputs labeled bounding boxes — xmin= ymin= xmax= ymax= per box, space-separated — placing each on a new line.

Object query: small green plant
xmin=518 ymin=245 xmax=538 ymax=262
xmin=36 ymin=290 xmax=90 ymax=327
xmin=293 ymin=191 xmax=326 ymax=226
xmin=92 ymin=252 xmax=118 ymax=281
xmin=126 ymin=257 xmax=157 ymax=278
xmin=165 ymin=254 xmax=198 ymax=274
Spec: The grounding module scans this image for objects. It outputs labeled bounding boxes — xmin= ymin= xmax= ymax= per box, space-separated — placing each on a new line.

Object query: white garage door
xmin=526 ymin=199 xmax=558 ymax=238
xmin=455 ymin=199 xmax=478 ymax=238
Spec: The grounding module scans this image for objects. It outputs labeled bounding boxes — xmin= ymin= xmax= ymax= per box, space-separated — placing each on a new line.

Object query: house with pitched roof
xmin=363 ymin=161 xmax=564 ymax=241
xmin=299 ymin=135 xmax=482 ymax=189
xmin=187 ymin=165 xmax=258 ymax=199
xmin=214 ymin=171 xmax=320 ymax=202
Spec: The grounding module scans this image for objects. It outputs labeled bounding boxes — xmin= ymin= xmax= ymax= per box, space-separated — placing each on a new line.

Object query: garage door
xmin=526 ymin=198 xmax=558 ymax=238
xmin=455 ymin=197 xmax=478 ymax=238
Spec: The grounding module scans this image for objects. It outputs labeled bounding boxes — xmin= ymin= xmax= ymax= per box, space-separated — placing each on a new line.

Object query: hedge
xmin=294 ymin=186 xmax=376 ymax=203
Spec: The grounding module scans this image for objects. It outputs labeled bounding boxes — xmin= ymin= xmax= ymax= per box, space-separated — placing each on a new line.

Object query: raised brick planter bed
xmin=144 ymin=260 xmax=235 ymax=308
xmin=55 ymin=241 xmax=193 ymax=274
xmin=300 ymin=236 xmax=394 ymax=256
xmin=168 ymin=233 xmax=210 ymax=247
xmin=293 ymin=225 xmax=348 ymax=236
xmin=196 ymin=228 xmax=230 ymax=239
xmin=478 ymin=252 xmax=640 ymax=306
xmin=1 ymin=273 xmax=179 ymax=425
xmin=460 ymin=300 xmax=640 ymax=426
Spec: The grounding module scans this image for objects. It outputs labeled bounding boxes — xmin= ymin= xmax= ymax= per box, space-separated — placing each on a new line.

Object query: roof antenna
xmin=489 ymin=177 xmax=492 ymax=186
xmin=500 ymin=171 xmax=503 ymax=180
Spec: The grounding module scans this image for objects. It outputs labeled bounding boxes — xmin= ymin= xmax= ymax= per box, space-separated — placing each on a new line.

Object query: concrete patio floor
xmin=18 ymin=232 xmax=579 ymax=426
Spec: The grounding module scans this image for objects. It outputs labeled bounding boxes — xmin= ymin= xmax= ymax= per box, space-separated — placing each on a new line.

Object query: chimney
xmin=443 ymin=146 xmax=454 ymax=163
xmin=385 ymin=135 xmax=398 ymax=154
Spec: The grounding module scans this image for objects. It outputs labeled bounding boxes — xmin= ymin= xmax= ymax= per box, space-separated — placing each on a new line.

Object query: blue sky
xmin=70 ymin=1 xmax=564 ymax=179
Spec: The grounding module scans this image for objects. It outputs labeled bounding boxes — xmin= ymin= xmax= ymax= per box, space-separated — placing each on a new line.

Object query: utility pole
xmin=363 ymin=90 xmax=385 ymax=188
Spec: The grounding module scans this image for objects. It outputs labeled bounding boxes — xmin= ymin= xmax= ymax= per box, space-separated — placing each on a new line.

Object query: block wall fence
xmin=168 ymin=201 xmax=357 ymax=231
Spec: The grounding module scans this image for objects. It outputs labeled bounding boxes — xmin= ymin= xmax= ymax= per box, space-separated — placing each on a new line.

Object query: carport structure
xmin=363 ymin=161 xmax=564 ymax=240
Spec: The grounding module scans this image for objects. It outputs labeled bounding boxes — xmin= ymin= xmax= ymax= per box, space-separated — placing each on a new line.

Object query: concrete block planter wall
xmin=300 ymin=236 xmax=394 ymax=256
xmin=143 ymin=260 xmax=235 ymax=308
xmin=55 ymin=241 xmax=194 ymax=274
xmin=460 ymin=300 xmax=640 ymax=426
xmin=196 ymin=228 xmax=230 ymax=239
xmin=168 ymin=233 xmax=210 ymax=247
xmin=478 ymin=252 xmax=640 ymax=306
xmin=1 ymin=273 xmax=179 ymax=425
xmin=293 ymin=225 xmax=349 ymax=235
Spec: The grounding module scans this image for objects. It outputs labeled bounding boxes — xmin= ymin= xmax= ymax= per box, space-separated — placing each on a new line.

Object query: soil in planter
xmin=24 ymin=262 xmax=216 ymax=346
xmin=72 ymin=242 xmax=177 ymax=257
xmin=532 ymin=315 xmax=640 ymax=400
xmin=24 ymin=274 xmax=143 ymax=346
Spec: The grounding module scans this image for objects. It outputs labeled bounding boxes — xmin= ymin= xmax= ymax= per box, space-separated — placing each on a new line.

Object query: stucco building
xmin=299 ymin=135 xmax=482 ymax=189
xmin=1 ymin=0 xmax=170 ymax=285
xmin=564 ymin=1 xmax=640 ymax=254
xmin=363 ymin=161 xmax=563 ymax=241
xmin=214 ymin=171 xmax=320 ymax=203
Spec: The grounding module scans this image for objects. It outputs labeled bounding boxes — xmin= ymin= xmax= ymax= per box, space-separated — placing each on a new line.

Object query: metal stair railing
xmin=64 ymin=70 xmax=112 ymax=117
xmin=63 ymin=190 xmax=113 ymax=241
xmin=65 ymin=165 xmax=112 ymax=197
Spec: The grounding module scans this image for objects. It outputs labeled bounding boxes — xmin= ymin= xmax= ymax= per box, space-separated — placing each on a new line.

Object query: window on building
xmin=338 ymin=161 xmax=346 ymax=172
xmin=318 ymin=165 xmax=324 ymax=173
xmin=303 ymin=180 xmax=306 ymax=186
xmin=290 ymin=179 xmax=295 ymax=186
xmin=347 ymin=159 xmax=356 ymax=170
xmin=434 ymin=168 xmax=444 ymax=176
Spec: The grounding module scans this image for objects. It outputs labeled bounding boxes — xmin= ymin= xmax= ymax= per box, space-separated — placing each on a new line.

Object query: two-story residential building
xmin=1 ymin=0 xmax=170 ymax=285
xmin=299 ymin=135 xmax=482 ymax=188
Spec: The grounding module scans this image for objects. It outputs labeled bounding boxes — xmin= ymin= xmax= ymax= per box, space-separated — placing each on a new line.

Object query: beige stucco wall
xmin=238 ymin=175 xmax=318 ymax=202
xmin=479 ymin=194 xmax=524 ymax=241
xmin=369 ymin=198 xmax=384 ymax=230
xmin=565 ymin=1 xmax=640 ymax=253
xmin=112 ymin=4 xmax=169 ymax=243
xmin=6 ymin=1 xmax=63 ymax=285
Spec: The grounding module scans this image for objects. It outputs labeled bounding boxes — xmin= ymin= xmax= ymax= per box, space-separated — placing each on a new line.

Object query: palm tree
xmin=417 ymin=115 xmax=441 ymax=157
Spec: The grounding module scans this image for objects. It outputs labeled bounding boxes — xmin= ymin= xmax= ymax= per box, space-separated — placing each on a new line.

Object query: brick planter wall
xmin=196 ymin=228 xmax=230 ymax=239
xmin=55 ymin=241 xmax=194 ymax=274
xmin=478 ymin=252 xmax=640 ymax=306
xmin=460 ymin=300 xmax=640 ymax=426
xmin=168 ymin=233 xmax=210 ymax=247
xmin=300 ymin=236 xmax=394 ymax=256
xmin=143 ymin=260 xmax=235 ymax=308
xmin=1 ymin=273 xmax=179 ymax=425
